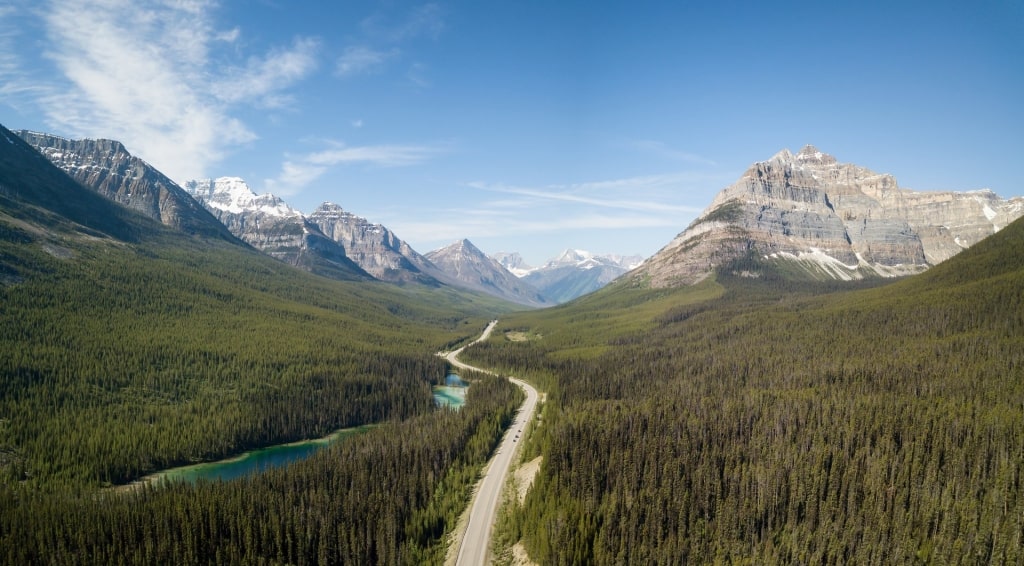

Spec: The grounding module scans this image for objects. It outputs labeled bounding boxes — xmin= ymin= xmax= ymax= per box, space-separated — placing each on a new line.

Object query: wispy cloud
xmin=469 ymin=173 xmax=712 ymax=215
xmin=265 ymin=142 xmax=441 ymax=196
xmin=336 ymin=45 xmax=398 ymax=78
xmin=391 ymin=211 xmax=683 ymax=245
xmin=360 ymin=3 xmax=445 ymax=42
xmin=338 ymin=3 xmax=445 ymax=85
xmin=375 ymin=171 xmax=725 ymax=247
xmin=10 ymin=0 xmax=318 ymax=182
xmin=213 ymin=37 xmax=319 ymax=107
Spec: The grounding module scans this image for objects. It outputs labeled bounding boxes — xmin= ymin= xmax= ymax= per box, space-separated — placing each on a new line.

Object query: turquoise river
xmin=128 ymin=374 xmax=469 ymax=487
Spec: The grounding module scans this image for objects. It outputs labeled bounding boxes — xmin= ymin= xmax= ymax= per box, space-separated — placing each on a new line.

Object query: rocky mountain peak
xmin=492 ymin=252 xmax=532 ymax=277
xmin=426 ymin=240 xmax=550 ymax=307
xmin=630 ymin=146 xmax=1024 ymax=287
xmin=795 ymin=144 xmax=837 ymax=165
xmin=184 ymin=177 xmax=300 ymax=218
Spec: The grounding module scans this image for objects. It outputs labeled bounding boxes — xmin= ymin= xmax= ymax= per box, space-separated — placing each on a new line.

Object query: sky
xmin=1 ymin=0 xmax=1022 ymax=266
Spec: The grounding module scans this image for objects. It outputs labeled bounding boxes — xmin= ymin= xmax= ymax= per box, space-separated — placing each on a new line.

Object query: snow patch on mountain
xmin=183 ymin=177 xmax=301 ymax=218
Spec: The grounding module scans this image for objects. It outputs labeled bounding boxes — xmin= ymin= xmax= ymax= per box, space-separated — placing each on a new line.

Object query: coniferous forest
xmin=0 ymin=127 xmax=525 ymax=563
xmin=468 ymin=218 xmax=1024 ymax=564
xmin=3 ymin=122 xmax=1024 ymax=563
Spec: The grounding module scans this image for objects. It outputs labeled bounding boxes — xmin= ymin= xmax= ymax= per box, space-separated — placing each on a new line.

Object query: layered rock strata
xmin=632 ymin=145 xmax=1024 ymax=286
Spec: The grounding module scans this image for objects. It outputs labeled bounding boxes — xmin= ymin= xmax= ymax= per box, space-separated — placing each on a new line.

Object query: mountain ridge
xmin=15 ymin=130 xmax=237 ymax=241
xmin=499 ymin=248 xmax=644 ymax=303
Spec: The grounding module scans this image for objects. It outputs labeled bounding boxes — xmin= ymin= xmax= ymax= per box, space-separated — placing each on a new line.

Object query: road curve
xmin=444 ymin=321 xmax=539 ymax=566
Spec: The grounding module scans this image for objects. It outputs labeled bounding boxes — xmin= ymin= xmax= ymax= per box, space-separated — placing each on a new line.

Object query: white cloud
xmin=265 ymin=142 xmax=440 ymax=196
xmin=21 ymin=0 xmax=318 ymax=182
xmin=213 ymin=37 xmax=319 ymax=107
xmin=336 ymin=45 xmax=397 ymax=77
xmin=360 ymin=3 xmax=445 ymax=42
xmin=374 ymin=171 xmax=722 ymax=248
xmin=469 ymin=173 xmax=711 ymax=215
xmin=306 ymin=144 xmax=438 ymax=167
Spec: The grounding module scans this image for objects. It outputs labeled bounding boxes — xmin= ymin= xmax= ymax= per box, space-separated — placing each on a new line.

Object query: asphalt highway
xmin=444 ymin=321 xmax=539 ymax=566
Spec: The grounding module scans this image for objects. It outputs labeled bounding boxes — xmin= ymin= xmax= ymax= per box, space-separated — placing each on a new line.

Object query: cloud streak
xmin=15 ymin=0 xmax=318 ymax=182
xmin=336 ymin=46 xmax=398 ymax=78
xmin=469 ymin=173 xmax=712 ymax=215
xmin=373 ymin=171 xmax=726 ymax=252
xmin=265 ymin=142 xmax=441 ymax=196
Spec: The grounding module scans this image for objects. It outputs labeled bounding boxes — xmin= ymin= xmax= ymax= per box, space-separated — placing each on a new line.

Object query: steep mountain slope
xmin=520 ymin=249 xmax=644 ymax=303
xmin=0 ymin=121 xmax=512 ymax=485
xmin=1 ymin=121 xmax=527 ymax=563
xmin=631 ymin=145 xmax=1024 ymax=287
xmin=15 ymin=130 xmax=236 ymax=240
xmin=0 ymin=125 xmax=153 ymax=245
xmin=183 ymin=178 xmax=369 ymax=281
xmin=426 ymin=239 xmax=550 ymax=307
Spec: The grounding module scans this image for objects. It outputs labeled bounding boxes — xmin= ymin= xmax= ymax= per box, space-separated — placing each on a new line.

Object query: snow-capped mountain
xmin=516 ymin=249 xmax=645 ymax=303
xmin=15 ymin=130 xmax=235 ymax=240
xmin=183 ymin=178 xmax=369 ymax=281
xmin=185 ymin=177 xmax=302 ymax=218
xmin=427 ymin=240 xmax=550 ymax=307
xmin=629 ymin=145 xmax=1024 ymax=287
xmin=491 ymin=251 xmax=533 ymax=277
xmin=184 ymin=178 xmax=469 ymax=288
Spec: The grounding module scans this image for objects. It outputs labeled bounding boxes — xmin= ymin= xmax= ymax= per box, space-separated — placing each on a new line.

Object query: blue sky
xmin=2 ymin=0 xmax=1022 ymax=266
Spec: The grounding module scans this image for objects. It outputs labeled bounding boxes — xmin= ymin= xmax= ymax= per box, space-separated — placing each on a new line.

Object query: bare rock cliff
xmin=632 ymin=145 xmax=1024 ymax=287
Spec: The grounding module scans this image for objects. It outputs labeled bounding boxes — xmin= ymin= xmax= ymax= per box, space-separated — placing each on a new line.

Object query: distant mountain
xmin=427 ymin=239 xmax=550 ymax=307
xmin=630 ymin=145 xmax=1024 ymax=287
xmin=183 ymin=178 xmax=369 ymax=281
xmin=492 ymin=251 xmax=532 ymax=277
xmin=15 ymin=130 xmax=236 ymax=240
xmin=514 ymin=249 xmax=644 ymax=303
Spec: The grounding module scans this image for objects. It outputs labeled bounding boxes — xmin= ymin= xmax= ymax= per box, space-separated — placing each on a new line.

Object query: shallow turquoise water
xmin=433 ymin=373 xmax=468 ymax=408
xmin=141 ymin=376 xmax=468 ymax=486
xmin=152 ymin=426 xmax=369 ymax=485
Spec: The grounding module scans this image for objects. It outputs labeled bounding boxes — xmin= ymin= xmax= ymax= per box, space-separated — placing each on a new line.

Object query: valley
xmin=2 ymin=121 xmax=1022 ymax=564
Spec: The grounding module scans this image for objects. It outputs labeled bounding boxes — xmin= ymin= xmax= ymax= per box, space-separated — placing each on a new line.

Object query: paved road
xmin=444 ymin=321 xmax=539 ymax=566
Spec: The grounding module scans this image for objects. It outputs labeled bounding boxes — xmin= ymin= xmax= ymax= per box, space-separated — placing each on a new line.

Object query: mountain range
xmin=13 ymin=130 xmax=1024 ymax=304
xmin=426 ymin=239 xmax=550 ymax=307
xmin=182 ymin=177 xmax=550 ymax=305
xmin=494 ymin=249 xmax=644 ymax=303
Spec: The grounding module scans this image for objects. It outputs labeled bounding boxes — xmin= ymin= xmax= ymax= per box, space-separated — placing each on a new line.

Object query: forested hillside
xmin=0 ymin=124 xmax=529 ymax=563
xmin=0 ymin=374 xmax=522 ymax=564
xmin=466 ymin=217 xmax=1024 ymax=564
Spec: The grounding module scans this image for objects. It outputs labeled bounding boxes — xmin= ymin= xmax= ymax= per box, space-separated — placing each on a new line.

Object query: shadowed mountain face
xmin=0 ymin=124 xmax=159 ymax=247
xmin=15 ymin=130 xmax=237 ymax=241
xmin=631 ymin=145 xmax=1024 ymax=287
